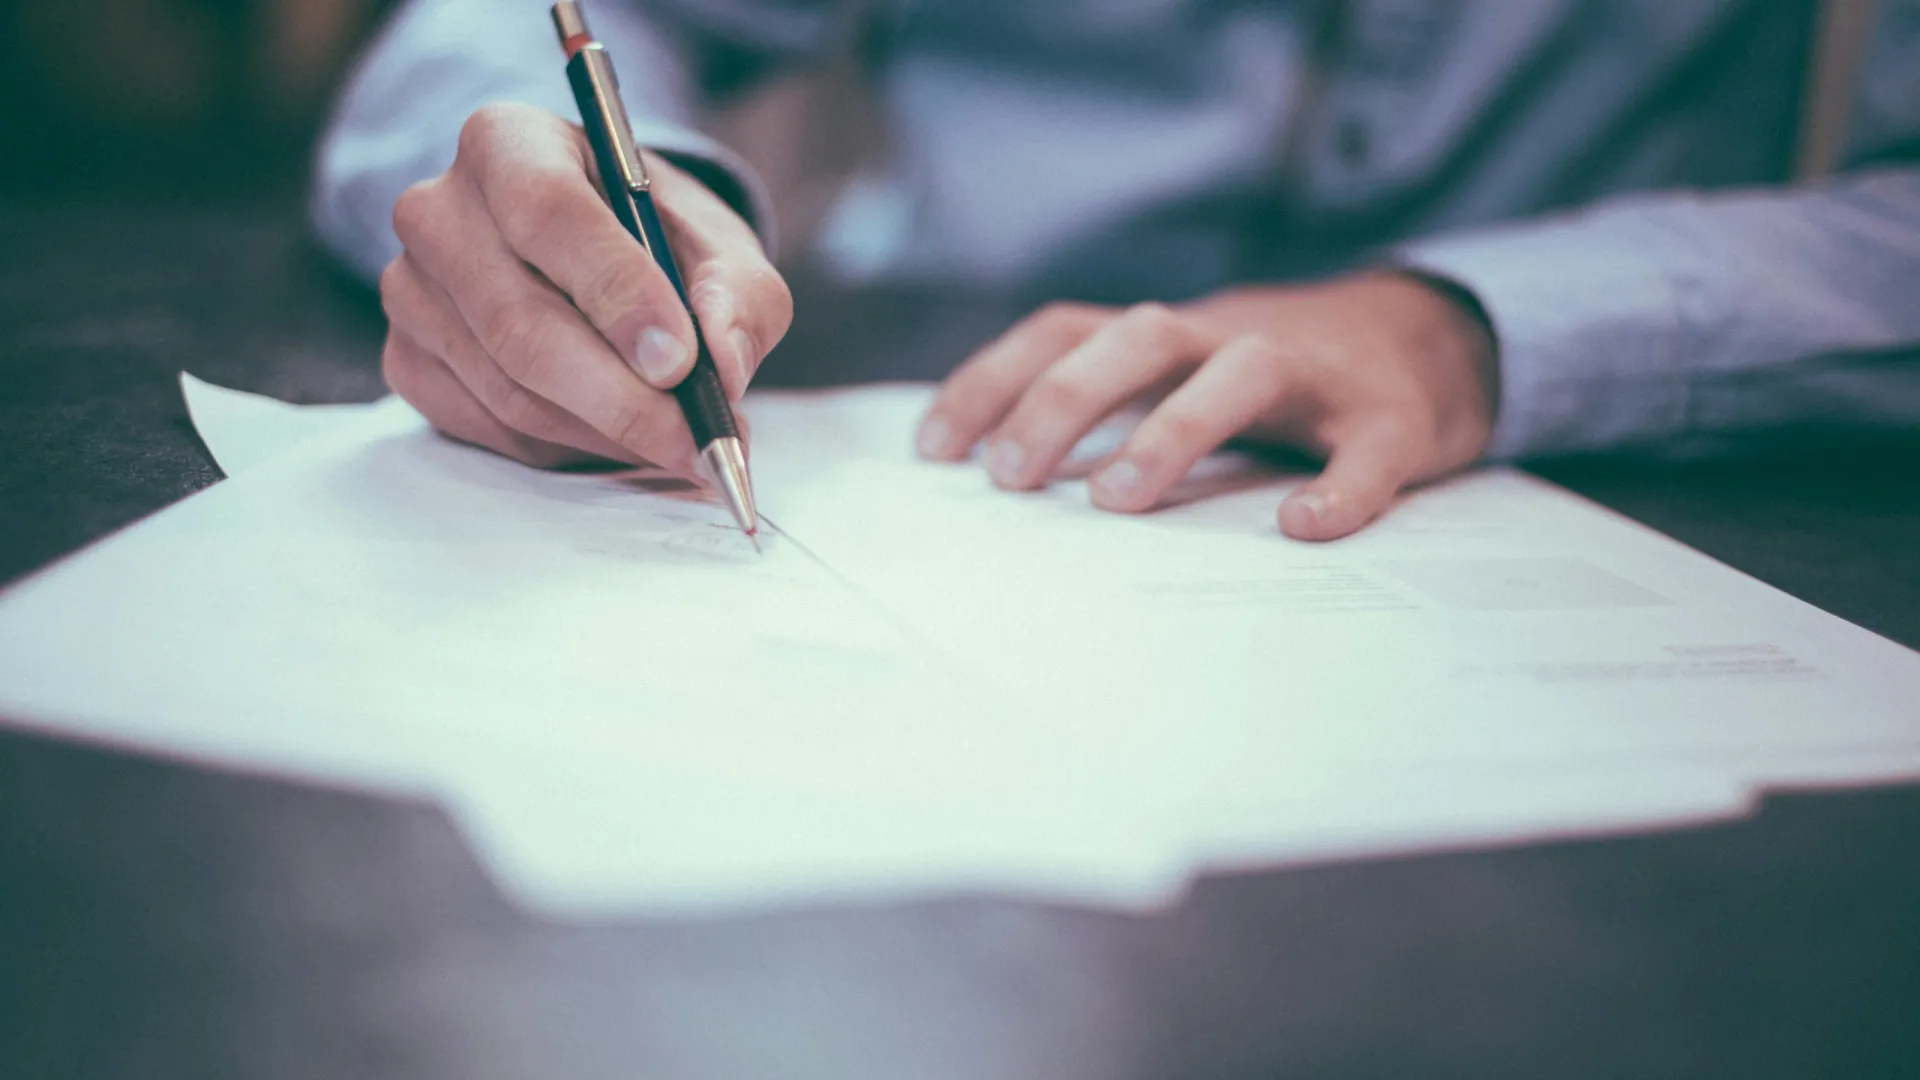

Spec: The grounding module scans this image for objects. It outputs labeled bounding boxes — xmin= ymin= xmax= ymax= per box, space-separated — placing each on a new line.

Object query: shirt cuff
xmin=1392 ymin=213 xmax=1705 ymax=460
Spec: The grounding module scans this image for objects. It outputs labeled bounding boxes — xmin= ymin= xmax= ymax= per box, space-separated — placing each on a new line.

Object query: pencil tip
xmin=701 ymin=437 xmax=758 ymax=543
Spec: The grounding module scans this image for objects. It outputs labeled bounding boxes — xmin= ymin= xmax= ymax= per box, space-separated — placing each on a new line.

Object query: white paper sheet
xmin=4 ymin=378 xmax=1915 ymax=918
xmin=175 ymin=377 xmax=1920 ymax=784
xmin=171 ymin=375 xmax=1920 ymax=815
xmin=762 ymin=391 xmax=1920 ymax=780
xmin=181 ymin=372 xmax=390 ymax=477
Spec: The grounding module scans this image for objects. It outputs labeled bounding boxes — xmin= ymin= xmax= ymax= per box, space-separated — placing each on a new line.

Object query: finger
xmin=380 ymin=254 xmax=648 ymax=466
xmin=682 ymin=258 xmax=792 ymax=402
xmin=915 ymin=302 xmax=1108 ymax=462
xmin=649 ymin=159 xmax=793 ymax=400
xmin=1088 ymin=334 xmax=1301 ymax=512
xmin=1276 ymin=420 xmax=1425 ymax=541
xmin=382 ymin=332 xmax=598 ymax=470
xmin=456 ymin=104 xmax=700 ymax=390
xmin=981 ymin=302 xmax=1210 ymax=490
xmin=393 ymin=165 xmax=700 ymax=475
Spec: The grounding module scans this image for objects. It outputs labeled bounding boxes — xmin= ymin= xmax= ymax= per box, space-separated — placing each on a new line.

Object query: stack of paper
xmin=0 ymin=375 xmax=1913 ymax=917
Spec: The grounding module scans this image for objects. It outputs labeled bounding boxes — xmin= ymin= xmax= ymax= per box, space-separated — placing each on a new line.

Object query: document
xmin=761 ymin=391 xmax=1920 ymax=783
xmin=180 ymin=372 xmax=388 ymax=477
xmin=0 ymin=378 xmax=1913 ymax=918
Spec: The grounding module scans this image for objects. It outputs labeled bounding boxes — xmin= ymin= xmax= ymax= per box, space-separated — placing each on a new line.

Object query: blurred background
xmin=0 ymin=0 xmax=395 ymax=200
xmin=0 ymin=0 xmax=871 ymax=257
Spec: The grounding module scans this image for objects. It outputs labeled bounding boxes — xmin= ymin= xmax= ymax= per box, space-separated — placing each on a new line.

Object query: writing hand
xmin=379 ymin=103 xmax=791 ymax=471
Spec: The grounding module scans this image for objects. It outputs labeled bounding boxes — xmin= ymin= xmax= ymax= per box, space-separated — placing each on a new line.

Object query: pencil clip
xmin=553 ymin=1 xmax=652 ymax=192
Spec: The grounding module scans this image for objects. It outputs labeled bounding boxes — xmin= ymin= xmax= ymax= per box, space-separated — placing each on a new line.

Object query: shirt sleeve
xmin=311 ymin=0 xmax=809 ymax=281
xmin=1395 ymin=0 xmax=1920 ymax=459
xmin=1395 ymin=169 xmax=1920 ymax=459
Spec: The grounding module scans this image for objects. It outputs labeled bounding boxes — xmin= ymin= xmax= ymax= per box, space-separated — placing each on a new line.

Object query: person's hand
xmin=914 ymin=271 xmax=1499 ymax=540
xmin=379 ymin=103 xmax=792 ymax=472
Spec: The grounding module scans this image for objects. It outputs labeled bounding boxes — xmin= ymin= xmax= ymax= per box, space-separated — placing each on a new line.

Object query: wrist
xmin=1382 ymin=267 xmax=1501 ymax=424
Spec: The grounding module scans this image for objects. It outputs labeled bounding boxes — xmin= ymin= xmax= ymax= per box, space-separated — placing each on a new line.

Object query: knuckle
xmin=376 ymin=260 xmax=408 ymax=321
xmin=687 ymin=272 xmax=732 ymax=327
xmin=479 ymin=303 xmax=558 ymax=381
xmin=685 ymin=261 xmax=726 ymax=299
xmin=497 ymin=168 xmax=580 ymax=241
xmin=458 ymin=102 xmax=527 ymax=162
xmin=1018 ymin=301 xmax=1099 ymax=345
xmin=1120 ymin=301 xmax=1182 ymax=347
xmin=963 ymin=358 xmax=1038 ymax=411
xmin=574 ymin=255 xmax=658 ymax=321
xmin=491 ymin=382 xmax=549 ymax=435
xmin=1029 ymin=370 xmax=1097 ymax=416
xmin=1152 ymin=407 xmax=1214 ymax=452
xmin=381 ymin=335 xmax=425 ymax=401
xmin=390 ymin=180 xmax=439 ymax=247
xmin=739 ymin=263 xmax=793 ymax=337
xmin=926 ymin=377 xmax=987 ymax=428
xmin=1229 ymin=332 xmax=1288 ymax=369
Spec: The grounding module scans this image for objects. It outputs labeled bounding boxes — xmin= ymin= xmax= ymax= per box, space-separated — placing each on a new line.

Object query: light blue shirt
xmin=313 ymin=0 xmax=1920 ymax=460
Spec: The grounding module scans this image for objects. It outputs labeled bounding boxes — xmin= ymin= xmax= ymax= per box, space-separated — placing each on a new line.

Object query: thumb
xmin=1277 ymin=422 xmax=1422 ymax=541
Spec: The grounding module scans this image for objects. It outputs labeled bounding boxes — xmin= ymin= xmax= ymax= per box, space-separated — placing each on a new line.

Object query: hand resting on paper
xmin=914 ymin=271 xmax=1500 ymax=541
xmin=378 ymin=103 xmax=792 ymax=474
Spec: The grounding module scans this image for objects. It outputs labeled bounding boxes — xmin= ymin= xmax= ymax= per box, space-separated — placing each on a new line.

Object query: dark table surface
xmin=2 ymin=198 xmax=1919 ymax=1080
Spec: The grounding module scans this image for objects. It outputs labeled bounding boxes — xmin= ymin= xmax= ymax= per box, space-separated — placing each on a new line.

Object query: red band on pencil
xmin=562 ymin=32 xmax=595 ymax=58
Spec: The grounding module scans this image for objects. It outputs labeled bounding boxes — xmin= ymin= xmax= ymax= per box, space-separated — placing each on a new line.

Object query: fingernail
xmin=632 ymin=327 xmax=690 ymax=385
xmin=986 ymin=441 xmax=1025 ymax=485
xmin=727 ymin=327 xmax=757 ymax=391
xmin=1292 ymin=491 xmax=1328 ymax=524
xmin=1094 ymin=459 xmax=1141 ymax=499
xmin=916 ymin=416 xmax=952 ymax=459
